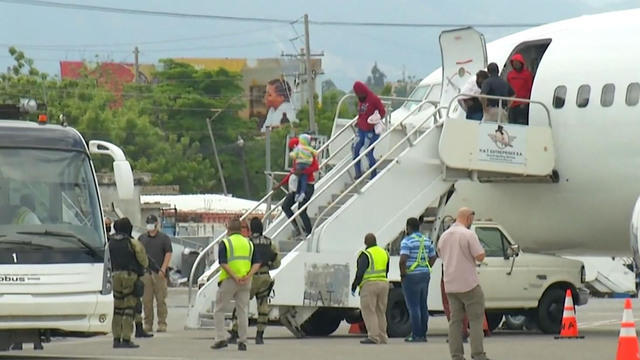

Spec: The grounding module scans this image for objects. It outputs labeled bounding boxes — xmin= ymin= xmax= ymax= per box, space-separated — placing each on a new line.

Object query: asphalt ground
xmin=2 ymin=288 xmax=635 ymax=360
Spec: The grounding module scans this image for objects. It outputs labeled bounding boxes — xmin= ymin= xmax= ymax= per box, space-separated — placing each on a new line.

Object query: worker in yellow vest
xmin=211 ymin=218 xmax=262 ymax=352
xmin=351 ymin=233 xmax=390 ymax=344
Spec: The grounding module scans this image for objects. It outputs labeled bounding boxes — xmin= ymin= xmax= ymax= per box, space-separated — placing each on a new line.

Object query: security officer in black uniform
xmin=109 ymin=217 xmax=148 ymax=348
xmin=229 ymin=217 xmax=280 ymax=345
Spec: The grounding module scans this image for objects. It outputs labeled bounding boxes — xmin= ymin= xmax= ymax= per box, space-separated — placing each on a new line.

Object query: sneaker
xmin=211 ymin=340 xmax=228 ymax=350
xmin=157 ymin=325 xmax=167 ymax=333
xmin=404 ymin=336 xmax=426 ymax=342
xmin=360 ymin=338 xmax=377 ymax=344
xmin=238 ymin=342 xmax=247 ymax=351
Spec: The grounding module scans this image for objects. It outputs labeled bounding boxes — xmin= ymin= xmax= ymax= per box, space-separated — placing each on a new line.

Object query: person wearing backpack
xmin=399 ymin=217 xmax=437 ymax=342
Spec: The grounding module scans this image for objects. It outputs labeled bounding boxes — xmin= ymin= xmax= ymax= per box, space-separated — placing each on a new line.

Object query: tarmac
xmin=1 ymin=288 xmax=635 ymax=360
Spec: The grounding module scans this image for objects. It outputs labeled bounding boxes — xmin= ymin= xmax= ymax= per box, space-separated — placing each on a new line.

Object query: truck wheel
xmin=537 ymin=288 xmax=566 ymax=334
xmin=504 ymin=314 xmax=527 ymax=330
xmin=386 ymin=287 xmax=411 ymax=338
xmin=300 ymin=308 xmax=343 ymax=336
xmin=486 ymin=312 xmax=503 ymax=331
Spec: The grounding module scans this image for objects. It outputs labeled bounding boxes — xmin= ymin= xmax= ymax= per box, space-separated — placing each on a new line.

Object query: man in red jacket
xmin=506 ymin=53 xmax=533 ymax=125
xmin=352 ymin=81 xmax=386 ymax=179
xmin=273 ymin=137 xmax=319 ymax=239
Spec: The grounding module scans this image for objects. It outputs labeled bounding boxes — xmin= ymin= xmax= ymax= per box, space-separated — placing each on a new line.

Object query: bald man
xmin=437 ymin=208 xmax=489 ymax=360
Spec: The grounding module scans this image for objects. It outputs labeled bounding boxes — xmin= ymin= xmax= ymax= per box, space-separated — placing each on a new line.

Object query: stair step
xmin=278 ymin=239 xmax=301 ymax=253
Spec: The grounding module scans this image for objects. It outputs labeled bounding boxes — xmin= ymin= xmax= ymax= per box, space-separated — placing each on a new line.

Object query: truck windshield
xmin=0 ymin=148 xmax=104 ymax=249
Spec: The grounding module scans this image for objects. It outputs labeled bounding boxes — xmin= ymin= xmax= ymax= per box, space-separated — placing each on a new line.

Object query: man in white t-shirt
xmin=437 ymin=208 xmax=489 ymax=360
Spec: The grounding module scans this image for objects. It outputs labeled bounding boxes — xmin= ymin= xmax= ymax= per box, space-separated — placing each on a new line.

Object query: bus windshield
xmin=0 ymin=148 xmax=105 ymax=249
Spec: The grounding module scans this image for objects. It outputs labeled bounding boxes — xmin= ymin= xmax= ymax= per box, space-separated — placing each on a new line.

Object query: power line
xmin=0 ymin=0 xmax=542 ymax=28
xmin=0 ymin=25 xmax=287 ymax=49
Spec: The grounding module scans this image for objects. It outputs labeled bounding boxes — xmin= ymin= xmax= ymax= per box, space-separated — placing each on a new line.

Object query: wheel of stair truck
xmin=386 ymin=287 xmax=411 ymax=338
xmin=300 ymin=308 xmax=344 ymax=336
xmin=536 ymin=287 xmax=567 ymax=334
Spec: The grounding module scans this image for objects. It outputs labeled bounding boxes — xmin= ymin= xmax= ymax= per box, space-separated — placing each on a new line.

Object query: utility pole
xmin=281 ymin=15 xmax=324 ymax=134
xmin=206 ymin=113 xmax=228 ymax=196
xmin=303 ymin=14 xmax=316 ymax=134
xmin=133 ymin=46 xmax=140 ymax=83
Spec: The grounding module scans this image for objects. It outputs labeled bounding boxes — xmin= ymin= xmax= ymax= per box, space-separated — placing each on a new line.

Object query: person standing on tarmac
xmin=212 ymin=218 xmax=263 ymax=351
xmin=228 ymin=217 xmax=280 ymax=345
xmin=438 ymin=208 xmax=489 ymax=360
xmin=139 ymin=214 xmax=172 ymax=333
xmin=351 ymin=233 xmax=390 ymax=345
xmin=109 ymin=217 xmax=148 ymax=349
xmin=399 ymin=217 xmax=437 ymax=342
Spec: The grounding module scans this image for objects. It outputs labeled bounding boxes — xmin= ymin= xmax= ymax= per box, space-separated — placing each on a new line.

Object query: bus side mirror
xmin=89 ymin=140 xmax=135 ymax=200
xmin=113 ymin=160 xmax=134 ymax=200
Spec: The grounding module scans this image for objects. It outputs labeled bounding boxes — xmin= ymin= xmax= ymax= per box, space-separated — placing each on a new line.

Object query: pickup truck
xmin=385 ymin=221 xmax=589 ymax=336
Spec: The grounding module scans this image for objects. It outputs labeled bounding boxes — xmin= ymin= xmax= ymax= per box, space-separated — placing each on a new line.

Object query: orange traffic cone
xmin=349 ymin=321 xmax=366 ymax=334
xmin=554 ymin=289 xmax=584 ymax=339
xmin=616 ymin=298 xmax=640 ymax=360
xmin=483 ymin=314 xmax=491 ymax=337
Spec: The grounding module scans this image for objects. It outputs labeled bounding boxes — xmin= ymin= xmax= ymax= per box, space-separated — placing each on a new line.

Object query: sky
xmin=0 ymin=0 xmax=637 ymax=90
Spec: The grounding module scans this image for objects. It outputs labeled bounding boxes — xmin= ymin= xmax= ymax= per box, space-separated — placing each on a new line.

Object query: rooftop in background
xmin=140 ymin=194 xmax=267 ymax=214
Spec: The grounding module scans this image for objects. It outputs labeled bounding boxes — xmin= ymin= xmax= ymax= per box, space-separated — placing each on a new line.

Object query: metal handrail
xmin=187 ymin=100 xmax=359 ymax=304
xmin=447 ymin=93 xmax=552 ymax=127
xmin=268 ymin=97 xmax=442 ymax=243
xmin=311 ymin=106 xmax=445 ymax=252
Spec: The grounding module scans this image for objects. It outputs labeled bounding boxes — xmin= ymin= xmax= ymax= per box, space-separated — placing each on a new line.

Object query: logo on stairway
xmin=478 ymin=123 xmax=526 ymax=165
xmin=488 ymin=125 xmax=516 ymax=149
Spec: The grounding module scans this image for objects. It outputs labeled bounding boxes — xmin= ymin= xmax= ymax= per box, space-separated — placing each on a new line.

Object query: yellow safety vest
xmin=408 ymin=233 xmax=432 ymax=273
xmin=360 ymin=245 xmax=389 ymax=288
xmin=219 ymin=233 xmax=254 ymax=282
xmin=13 ymin=206 xmax=31 ymax=224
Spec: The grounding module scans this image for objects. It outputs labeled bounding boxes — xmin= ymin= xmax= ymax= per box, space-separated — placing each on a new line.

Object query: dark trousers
xmin=401 ymin=272 xmax=431 ymax=338
xmin=282 ymin=183 xmax=315 ymax=235
xmin=508 ymin=104 xmax=529 ymax=125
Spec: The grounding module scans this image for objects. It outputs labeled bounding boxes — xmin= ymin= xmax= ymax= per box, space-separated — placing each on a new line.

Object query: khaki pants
xmin=482 ymin=106 xmax=507 ymax=122
xmin=232 ymin=274 xmax=272 ymax=332
xmin=447 ymin=285 xmax=487 ymax=360
xmin=359 ymin=281 xmax=389 ymax=344
xmin=142 ymin=272 xmax=168 ymax=330
xmin=215 ymin=278 xmax=251 ymax=343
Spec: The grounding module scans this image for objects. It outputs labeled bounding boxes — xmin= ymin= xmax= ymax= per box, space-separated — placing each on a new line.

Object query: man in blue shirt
xmin=399 ymin=217 xmax=437 ymax=342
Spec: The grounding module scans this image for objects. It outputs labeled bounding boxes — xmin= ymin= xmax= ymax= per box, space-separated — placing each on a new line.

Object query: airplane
xmin=387 ymin=8 xmax=640 ymax=262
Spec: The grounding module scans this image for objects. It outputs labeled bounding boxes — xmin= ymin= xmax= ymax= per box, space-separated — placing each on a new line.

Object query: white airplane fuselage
xmin=417 ymin=10 xmax=640 ymax=256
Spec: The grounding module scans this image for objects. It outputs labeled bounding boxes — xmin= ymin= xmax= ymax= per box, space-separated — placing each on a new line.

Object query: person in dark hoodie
xmin=352 ymin=81 xmax=386 ymax=179
xmin=506 ymin=53 xmax=534 ymax=125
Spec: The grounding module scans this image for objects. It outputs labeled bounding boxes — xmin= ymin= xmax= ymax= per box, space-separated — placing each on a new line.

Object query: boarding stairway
xmin=185 ymin=27 xmax=559 ymax=336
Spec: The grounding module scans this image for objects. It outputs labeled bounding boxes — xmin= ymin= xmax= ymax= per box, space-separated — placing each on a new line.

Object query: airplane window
xmin=626 ymin=83 xmax=640 ymax=106
xmin=552 ymin=86 xmax=566 ymax=109
xmin=576 ymin=85 xmax=590 ymax=108
xmin=601 ymin=84 xmax=615 ymax=107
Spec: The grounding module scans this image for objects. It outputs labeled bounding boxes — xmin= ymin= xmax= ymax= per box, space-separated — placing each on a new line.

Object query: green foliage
xmin=0 ymin=48 xmax=354 ymax=199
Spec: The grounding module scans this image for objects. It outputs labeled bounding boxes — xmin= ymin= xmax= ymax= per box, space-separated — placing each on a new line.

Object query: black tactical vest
xmin=108 ymin=234 xmax=140 ymax=273
xmin=251 ymin=234 xmax=275 ymax=269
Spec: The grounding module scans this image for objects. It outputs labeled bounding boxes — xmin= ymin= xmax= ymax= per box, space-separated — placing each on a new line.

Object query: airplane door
xmin=438 ymin=27 xmax=487 ymax=108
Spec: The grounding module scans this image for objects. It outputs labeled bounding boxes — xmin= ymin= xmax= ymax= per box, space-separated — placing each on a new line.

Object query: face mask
xmin=105 ymin=226 xmax=111 ymax=234
xmin=146 ymin=224 xmax=156 ymax=231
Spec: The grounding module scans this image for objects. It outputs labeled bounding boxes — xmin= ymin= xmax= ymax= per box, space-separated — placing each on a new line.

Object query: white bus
xmin=0 ymin=119 xmax=133 ymax=351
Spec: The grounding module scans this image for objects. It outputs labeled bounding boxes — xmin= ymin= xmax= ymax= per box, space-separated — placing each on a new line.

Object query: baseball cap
xmin=145 ymin=214 xmax=158 ymax=224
